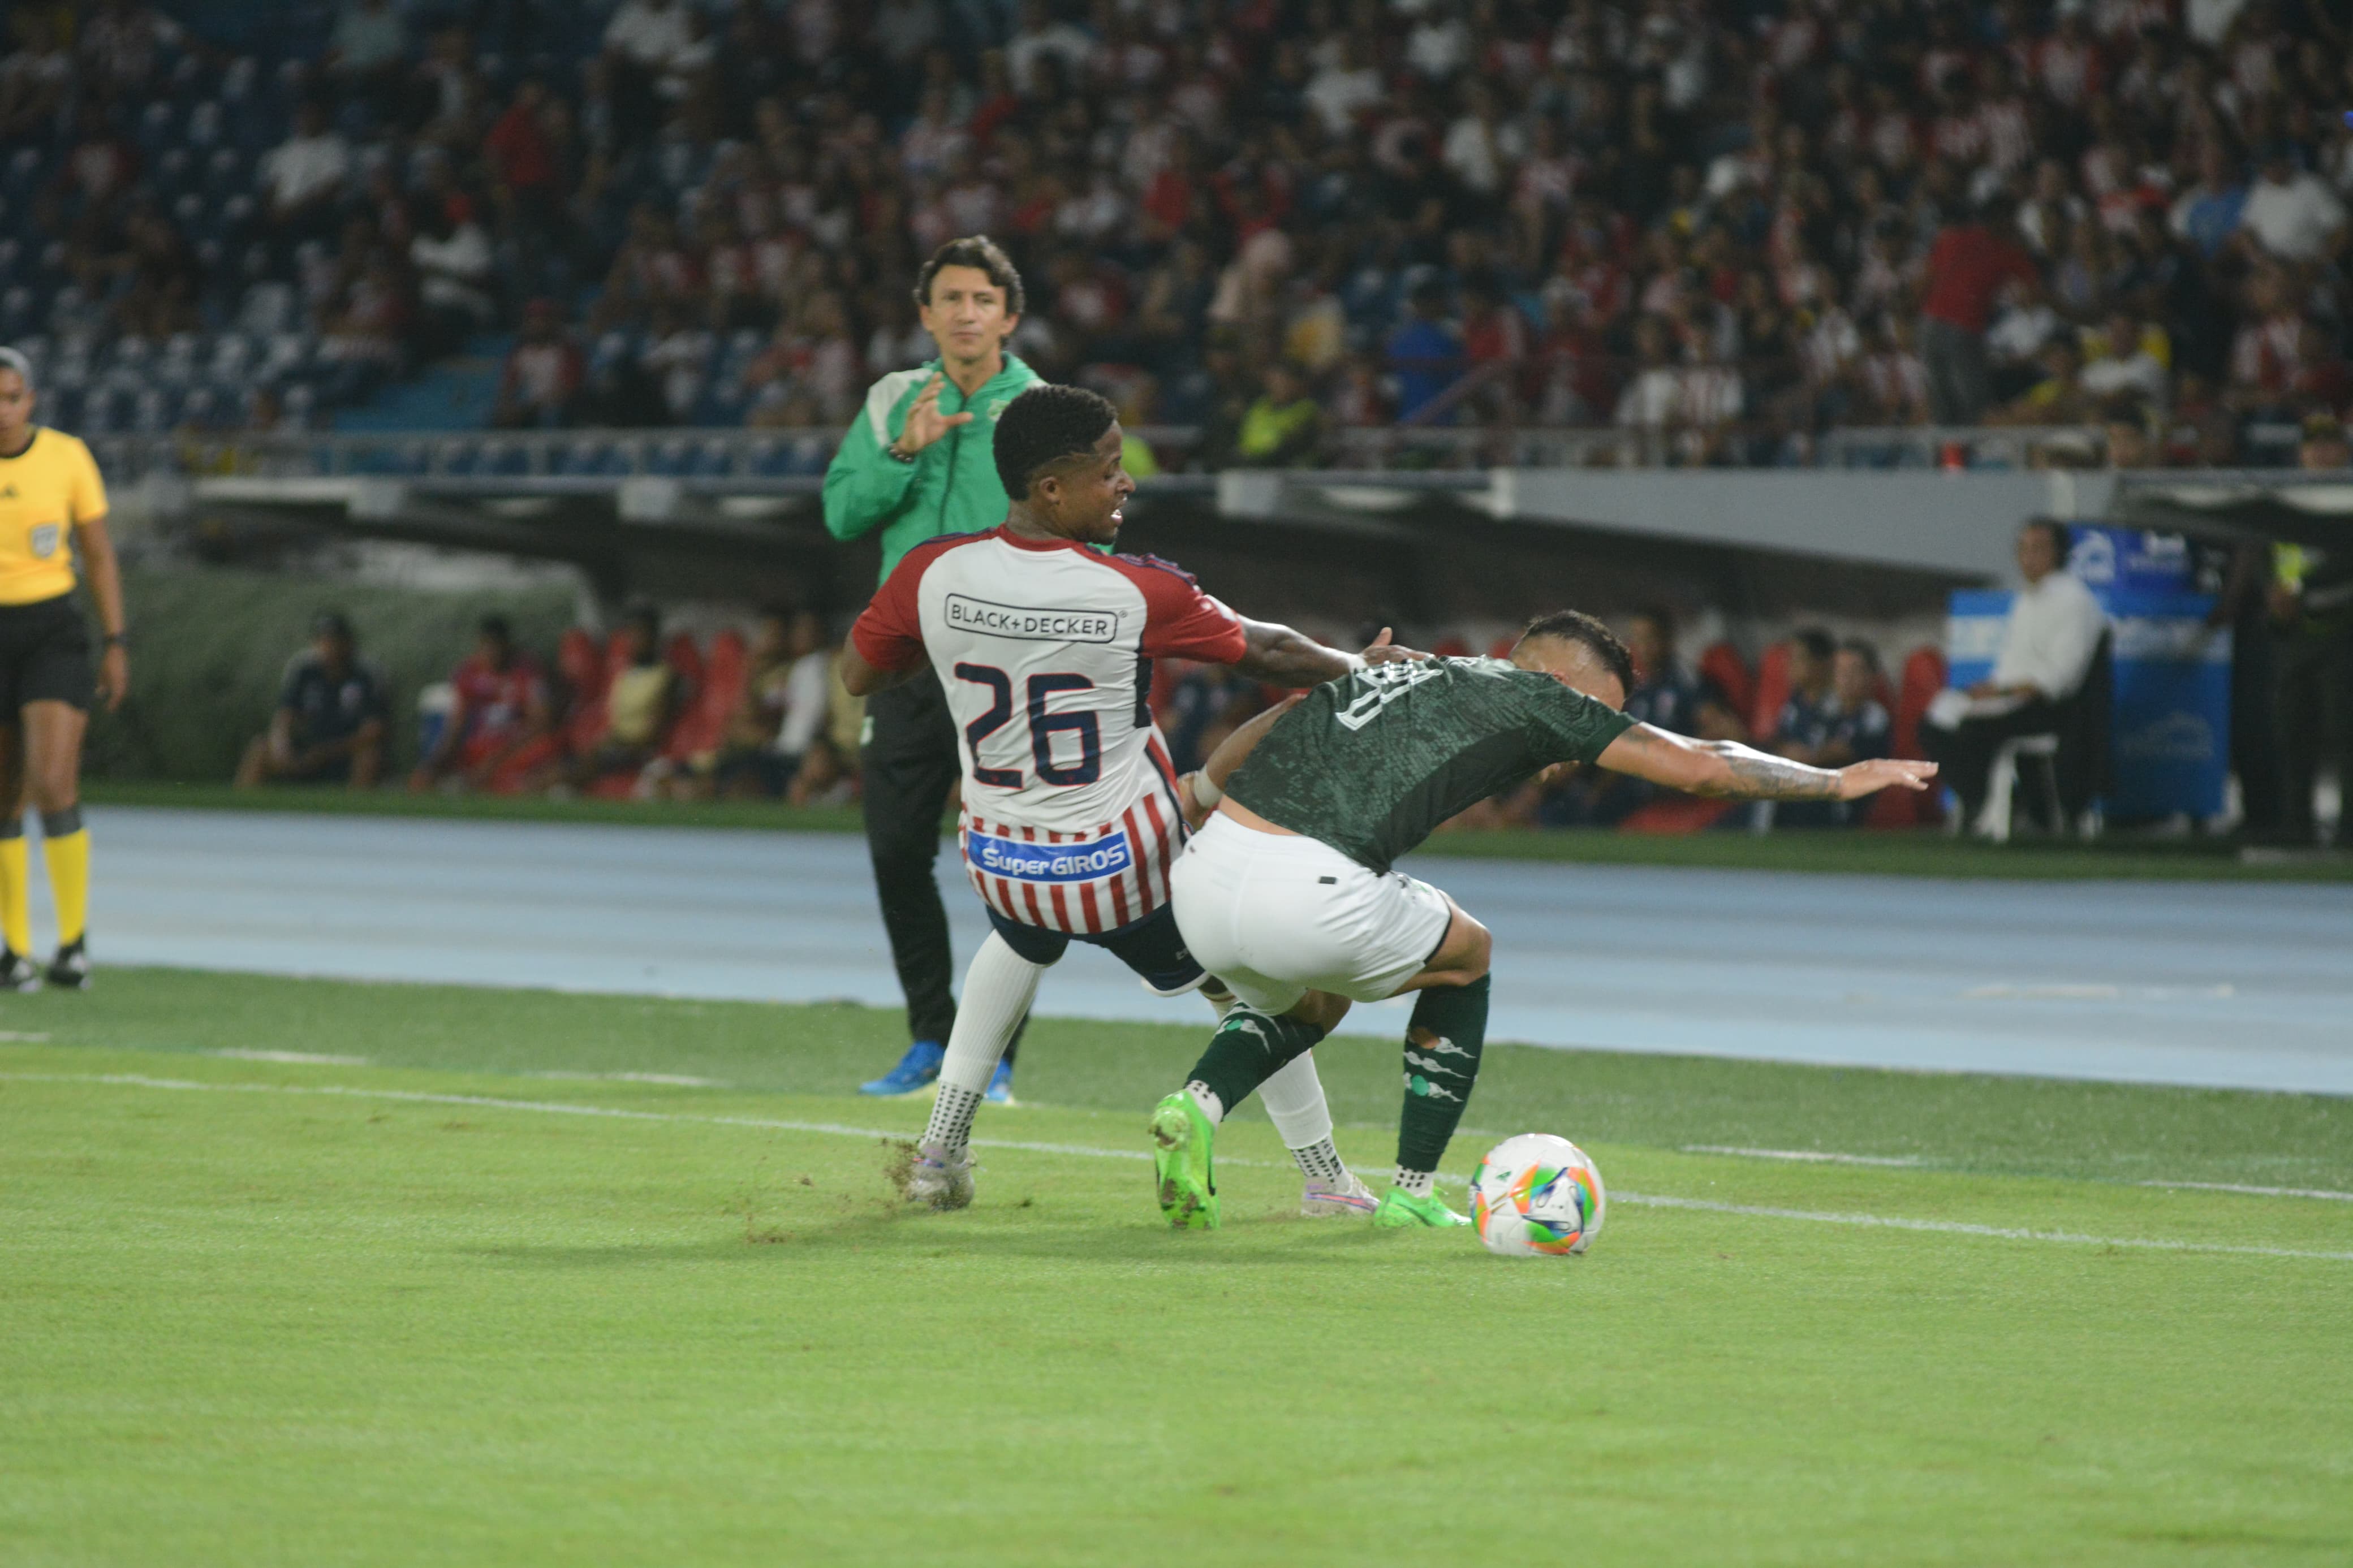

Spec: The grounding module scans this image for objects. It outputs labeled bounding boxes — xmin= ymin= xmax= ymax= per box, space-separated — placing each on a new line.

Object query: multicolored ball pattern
xmin=1470 ymin=1133 xmax=1606 ymax=1258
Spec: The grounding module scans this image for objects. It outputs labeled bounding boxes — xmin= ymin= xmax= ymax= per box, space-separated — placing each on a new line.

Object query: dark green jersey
xmin=1224 ymin=656 xmax=1636 ymax=872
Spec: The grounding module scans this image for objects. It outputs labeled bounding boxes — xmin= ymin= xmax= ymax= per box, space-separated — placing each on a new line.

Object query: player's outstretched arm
xmin=1595 ymin=723 xmax=1938 ymax=801
xmin=1175 ymin=694 xmax=1304 ymax=828
xmin=1230 ymin=621 xmax=1423 ymax=688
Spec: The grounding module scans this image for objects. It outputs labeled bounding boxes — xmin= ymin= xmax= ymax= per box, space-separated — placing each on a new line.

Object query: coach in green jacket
xmin=824 ymin=235 xmax=1041 ymax=1101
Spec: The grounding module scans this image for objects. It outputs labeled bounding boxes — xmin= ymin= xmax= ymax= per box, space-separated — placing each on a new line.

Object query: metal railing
xmin=95 ymin=420 xmax=2325 ymax=488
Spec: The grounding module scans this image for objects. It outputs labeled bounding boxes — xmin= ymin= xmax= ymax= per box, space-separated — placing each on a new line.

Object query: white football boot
xmin=1300 ymin=1170 xmax=1380 ymax=1217
xmin=902 ymin=1141 xmax=976 ymax=1211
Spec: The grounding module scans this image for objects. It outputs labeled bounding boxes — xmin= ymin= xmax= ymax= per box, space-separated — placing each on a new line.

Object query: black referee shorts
xmin=0 ymin=594 xmax=94 ymax=715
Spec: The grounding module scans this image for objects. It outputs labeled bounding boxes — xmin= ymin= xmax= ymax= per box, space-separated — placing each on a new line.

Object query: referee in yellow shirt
xmin=0 ymin=348 xmax=129 ymax=989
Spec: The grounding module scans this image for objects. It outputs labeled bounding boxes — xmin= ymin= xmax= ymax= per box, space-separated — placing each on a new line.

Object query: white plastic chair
xmin=1977 ymin=733 xmax=2109 ymax=843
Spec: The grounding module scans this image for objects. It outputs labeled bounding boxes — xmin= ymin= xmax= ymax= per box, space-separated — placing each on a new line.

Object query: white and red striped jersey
xmin=850 ymin=525 xmax=1248 ymax=935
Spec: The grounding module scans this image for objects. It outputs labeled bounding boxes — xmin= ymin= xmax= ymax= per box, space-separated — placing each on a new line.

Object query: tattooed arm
xmin=1230 ymin=623 xmax=1424 ymax=687
xmin=1595 ymin=723 xmax=1938 ymax=802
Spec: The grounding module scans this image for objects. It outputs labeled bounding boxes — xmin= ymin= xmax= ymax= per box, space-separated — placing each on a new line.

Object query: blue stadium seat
xmin=139 ymin=101 xmax=180 ymax=156
xmin=185 ymin=100 xmax=226 ymax=149
xmin=648 ymin=439 xmax=693 ymax=476
xmin=130 ymin=387 xmax=177 ymax=435
xmin=689 ymin=439 xmax=736 ymax=478
xmin=204 ymin=148 xmax=247 ymax=197
xmin=78 ymin=387 xmax=128 ymax=434
xmin=555 ymin=440 xmax=611 ymax=477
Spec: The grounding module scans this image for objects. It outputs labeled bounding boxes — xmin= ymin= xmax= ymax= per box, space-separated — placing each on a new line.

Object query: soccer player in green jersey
xmin=1150 ymin=610 xmax=1938 ymax=1230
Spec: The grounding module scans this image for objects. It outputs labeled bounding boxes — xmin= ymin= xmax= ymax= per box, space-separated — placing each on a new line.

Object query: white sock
xmin=1394 ymin=1166 xmax=1436 ymax=1198
xmin=1260 ymin=1049 xmax=1335 ymax=1151
xmin=1292 ymin=1138 xmax=1349 ymax=1186
xmin=921 ymin=934 xmax=1047 ymax=1154
xmin=1184 ymin=1081 xmax=1225 ymax=1124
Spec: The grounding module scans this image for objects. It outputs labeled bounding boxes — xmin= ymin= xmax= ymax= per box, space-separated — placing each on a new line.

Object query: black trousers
xmin=1920 ymin=698 xmax=2068 ymax=827
xmin=2230 ymin=612 xmax=2283 ymax=833
xmin=2276 ymin=625 xmax=2353 ymax=843
xmin=859 ymin=673 xmax=1022 ymax=1059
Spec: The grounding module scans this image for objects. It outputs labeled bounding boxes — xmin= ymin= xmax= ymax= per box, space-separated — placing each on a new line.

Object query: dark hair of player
xmin=479 ymin=613 xmax=512 ymax=643
xmin=1793 ymin=626 xmax=1837 ymax=663
xmin=993 ymin=383 xmax=1117 ymax=501
xmin=2020 ymin=516 xmax=2072 ymax=559
xmin=1518 ymin=610 xmax=1636 ymax=694
xmin=1632 ymin=604 xmax=1677 ymax=643
xmin=913 ymin=235 xmax=1026 ymax=317
xmin=1839 ymin=637 xmax=1881 ymax=669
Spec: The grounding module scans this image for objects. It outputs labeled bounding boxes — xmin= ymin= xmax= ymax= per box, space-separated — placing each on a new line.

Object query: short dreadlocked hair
xmin=993 ymin=384 xmax=1118 ymax=500
xmin=1516 ymin=610 xmax=1637 ymax=694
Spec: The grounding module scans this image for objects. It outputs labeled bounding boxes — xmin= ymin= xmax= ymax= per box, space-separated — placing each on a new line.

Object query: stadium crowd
xmin=0 ymin=0 xmax=2346 ymax=463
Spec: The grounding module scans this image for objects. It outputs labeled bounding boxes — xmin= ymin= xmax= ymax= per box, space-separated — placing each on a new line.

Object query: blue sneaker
xmin=984 ymin=1057 xmax=1016 ymax=1106
xmin=860 ymin=1040 xmax=945 ymax=1096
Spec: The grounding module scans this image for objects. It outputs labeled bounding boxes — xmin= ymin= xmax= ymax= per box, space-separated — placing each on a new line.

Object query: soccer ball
xmin=1469 ymin=1134 xmax=1605 ymax=1258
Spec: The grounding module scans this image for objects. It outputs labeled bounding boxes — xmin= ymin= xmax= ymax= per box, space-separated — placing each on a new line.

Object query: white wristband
xmin=1191 ymin=771 xmax=1223 ymax=811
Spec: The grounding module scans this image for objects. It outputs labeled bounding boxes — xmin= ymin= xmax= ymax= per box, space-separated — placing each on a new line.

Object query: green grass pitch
xmin=4 ymin=970 xmax=2350 ymax=1565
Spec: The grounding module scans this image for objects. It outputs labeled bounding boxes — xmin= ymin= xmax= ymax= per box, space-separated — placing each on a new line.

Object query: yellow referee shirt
xmin=0 ymin=427 xmax=105 ymax=607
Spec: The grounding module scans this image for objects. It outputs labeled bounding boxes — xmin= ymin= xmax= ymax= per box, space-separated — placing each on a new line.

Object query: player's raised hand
xmin=892 ymin=372 xmax=974 ymax=456
xmin=1835 ymin=758 xmax=1938 ymax=800
xmin=1358 ymin=627 xmax=1429 ymax=664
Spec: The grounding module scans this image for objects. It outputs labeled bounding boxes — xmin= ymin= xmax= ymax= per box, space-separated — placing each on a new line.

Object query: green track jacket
xmin=821 ymin=355 xmax=1042 ymax=584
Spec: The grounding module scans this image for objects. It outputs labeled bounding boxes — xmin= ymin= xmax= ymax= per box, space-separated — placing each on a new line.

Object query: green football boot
xmin=1373 ymin=1186 xmax=1471 ymax=1228
xmin=1148 ymin=1092 xmax=1221 ymax=1230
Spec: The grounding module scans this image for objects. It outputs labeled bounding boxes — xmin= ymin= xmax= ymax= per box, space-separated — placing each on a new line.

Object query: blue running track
xmin=72 ymin=807 xmax=2353 ymax=1096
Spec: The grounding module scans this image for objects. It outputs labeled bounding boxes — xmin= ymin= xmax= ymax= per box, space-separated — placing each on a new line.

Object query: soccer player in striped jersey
xmin=840 ymin=385 xmax=1421 ymax=1213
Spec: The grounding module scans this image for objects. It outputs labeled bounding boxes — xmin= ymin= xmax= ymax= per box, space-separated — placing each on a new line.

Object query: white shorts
xmin=1170 ymin=813 xmax=1455 ymax=1014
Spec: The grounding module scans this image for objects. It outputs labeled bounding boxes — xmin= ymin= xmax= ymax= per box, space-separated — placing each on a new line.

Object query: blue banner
xmin=2065 ymin=525 xmax=2195 ymax=593
xmin=966 ymin=829 xmax=1134 ymax=884
xmin=1945 ymin=584 xmax=2230 ymax=820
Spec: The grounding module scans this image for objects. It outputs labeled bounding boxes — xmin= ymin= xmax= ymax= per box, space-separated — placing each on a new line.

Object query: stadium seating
xmin=5 ymin=0 xmax=2339 ymax=462
xmin=1696 ymin=642 xmax=1753 ymax=733
xmin=1747 ymin=643 xmax=1794 ymax=745
xmin=664 ymin=629 xmax=748 ymax=768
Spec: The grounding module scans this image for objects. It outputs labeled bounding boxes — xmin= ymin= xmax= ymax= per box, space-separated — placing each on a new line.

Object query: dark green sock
xmin=1186 ymin=1008 xmax=1328 ymax=1117
xmin=1398 ymin=974 xmax=1490 ymax=1174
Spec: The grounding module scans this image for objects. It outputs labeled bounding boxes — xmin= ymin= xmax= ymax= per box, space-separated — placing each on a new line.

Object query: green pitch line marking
xmin=11 ymin=1069 xmax=2353 ymax=1263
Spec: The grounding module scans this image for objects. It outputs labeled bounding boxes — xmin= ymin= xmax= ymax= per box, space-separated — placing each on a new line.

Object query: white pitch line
xmin=212 ymin=1049 xmax=370 ymax=1066
xmin=1683 ymin=1145 xmax=1923 ymax=1167
xmin=7 ymin=1070 xmax=2352 ymax=1263
xmin=2140 ymin=1180 xmax=2353 ymax=1202
xmin=1618 ymin=1191 xmax=2353 ymax=1260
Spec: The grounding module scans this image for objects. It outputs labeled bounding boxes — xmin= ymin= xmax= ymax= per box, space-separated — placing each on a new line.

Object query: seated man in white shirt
xmin=1921 ymin=517 xmax=2108 ymax=831
xmin=260 ymin=101 xmax=351 ymax=242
